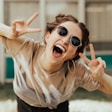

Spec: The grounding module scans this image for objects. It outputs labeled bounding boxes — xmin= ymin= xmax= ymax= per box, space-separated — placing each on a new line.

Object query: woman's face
xmin=44 ymin=21 xmax=82 ymax=64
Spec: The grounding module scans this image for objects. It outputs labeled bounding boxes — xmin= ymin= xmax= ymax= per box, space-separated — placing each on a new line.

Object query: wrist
xmin=97 ymin=72 xmax=106 ymax=82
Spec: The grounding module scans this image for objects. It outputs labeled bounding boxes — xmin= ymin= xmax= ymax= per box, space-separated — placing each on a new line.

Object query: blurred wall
xmin=4 ymin=0 xmax=112 ymax=50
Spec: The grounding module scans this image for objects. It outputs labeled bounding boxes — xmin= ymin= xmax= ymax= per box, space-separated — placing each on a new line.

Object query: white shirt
xmin=2 ymin=37 xmax=101 ymax=109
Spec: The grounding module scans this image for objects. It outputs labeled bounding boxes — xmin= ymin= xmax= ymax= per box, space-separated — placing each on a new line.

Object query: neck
xmin=39 ymin=54 xmax=63 ymax=74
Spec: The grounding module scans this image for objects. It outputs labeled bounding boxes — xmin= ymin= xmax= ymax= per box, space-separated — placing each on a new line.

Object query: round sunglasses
xmin=56 ymin=26 xmax=82 ymax=47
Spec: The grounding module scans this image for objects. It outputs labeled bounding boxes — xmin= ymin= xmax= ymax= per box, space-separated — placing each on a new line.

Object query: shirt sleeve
xmin=1 ymin=36 xmax=31 ymax=57
xmin=76 ymin=62 xmax=101 ymax=91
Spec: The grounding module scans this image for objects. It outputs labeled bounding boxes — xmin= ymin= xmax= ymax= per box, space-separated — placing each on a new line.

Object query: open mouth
xmin=53 ymin=45 xmax=65 ymax=58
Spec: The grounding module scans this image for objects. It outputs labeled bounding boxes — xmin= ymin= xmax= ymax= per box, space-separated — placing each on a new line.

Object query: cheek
xmin=45 ymin=32 xmax=58 ymax=44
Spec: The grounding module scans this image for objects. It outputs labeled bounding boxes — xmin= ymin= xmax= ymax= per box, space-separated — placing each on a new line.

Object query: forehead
xmin=59 ymin=21 xmax=82 ymax=39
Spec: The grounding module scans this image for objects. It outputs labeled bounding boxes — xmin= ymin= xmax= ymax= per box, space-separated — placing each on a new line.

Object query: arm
xmin=0 ymin=12 xmax=41 ymax=41
xmin=79 ymin=44 xmax=112 ymax=94
xmin=0 ymin=22 xmax=19 ymax=43
xmin=0 ymin=23 xmax=13 ymax=39
xmin=98 ymin=73 xmax=112 ymax=94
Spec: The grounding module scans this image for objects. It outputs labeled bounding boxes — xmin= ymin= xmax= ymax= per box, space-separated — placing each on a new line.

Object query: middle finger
xmin=89 ymin=44 xmax=96 ymax=60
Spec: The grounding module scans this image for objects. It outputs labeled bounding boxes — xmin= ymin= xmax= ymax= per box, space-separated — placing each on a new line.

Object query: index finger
xmin=79 ymin=53 xmax=91 ymax=64
xmin=26 ymin=12 xmax=39 ymax=26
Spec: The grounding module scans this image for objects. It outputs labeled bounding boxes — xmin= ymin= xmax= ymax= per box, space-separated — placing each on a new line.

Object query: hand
xmin=11 ymin=12 xmax=41 ymax=37
xmin=79 ymin=44 xmax=106 ymax=80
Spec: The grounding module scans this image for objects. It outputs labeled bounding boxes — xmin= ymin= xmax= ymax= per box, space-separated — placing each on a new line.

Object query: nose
xmin=61 ymin=36 xmax=70 ymax=45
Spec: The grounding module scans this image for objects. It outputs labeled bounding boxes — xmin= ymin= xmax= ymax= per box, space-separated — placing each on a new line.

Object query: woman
xmin=0 ymin=12 xmax=112 ymax=112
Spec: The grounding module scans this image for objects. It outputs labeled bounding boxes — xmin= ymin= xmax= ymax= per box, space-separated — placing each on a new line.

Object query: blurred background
xmin=0 ymin=0 xmax=112 ymax=112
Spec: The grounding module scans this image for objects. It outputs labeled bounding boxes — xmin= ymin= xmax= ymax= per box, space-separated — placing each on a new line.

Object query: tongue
xmin=53 ymin=51 xmax=62 ymax=58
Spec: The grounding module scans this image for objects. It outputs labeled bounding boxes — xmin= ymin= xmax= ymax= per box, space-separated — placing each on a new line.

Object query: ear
xmin=44 ymin=32 xmax=50 ymax=43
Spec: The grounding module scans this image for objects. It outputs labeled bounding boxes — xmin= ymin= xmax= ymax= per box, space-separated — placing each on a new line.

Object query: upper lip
xmin=55 ymin=44 xmax=66 ymax=53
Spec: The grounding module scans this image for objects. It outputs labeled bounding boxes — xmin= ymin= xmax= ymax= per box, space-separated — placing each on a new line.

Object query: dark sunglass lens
xmin=71 ymin=36 xmax=81 ymax=46
xmin=58 ymin=26 xmax=68 ymax=36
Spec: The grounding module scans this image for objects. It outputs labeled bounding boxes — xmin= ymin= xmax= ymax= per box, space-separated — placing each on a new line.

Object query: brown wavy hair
xmin=45 ymin=14 xmax=89 ymax=61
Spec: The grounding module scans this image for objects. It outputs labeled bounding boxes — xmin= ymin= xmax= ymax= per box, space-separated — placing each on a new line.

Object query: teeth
xmin=55 ymin=45 xmax=65 ymax=52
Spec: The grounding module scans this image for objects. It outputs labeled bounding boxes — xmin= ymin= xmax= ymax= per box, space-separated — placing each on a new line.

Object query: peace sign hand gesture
xmin=11 ymin=12 xmax=41 ymax=38
xmin=79 ymin=44 xmax=106 ymax=80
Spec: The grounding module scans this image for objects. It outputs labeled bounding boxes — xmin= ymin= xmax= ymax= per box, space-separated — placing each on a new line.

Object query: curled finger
xmin=11 ymin=22 xmax=19 ymax=37
xmin=97 ymin=57 xmax=106 ymax=68
xmin=12 ymin=20 xmax=25 ymax=26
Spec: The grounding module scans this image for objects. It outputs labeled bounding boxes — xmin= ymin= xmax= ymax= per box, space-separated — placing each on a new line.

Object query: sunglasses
xmin=56 ymin=26 xmax=82 ymax=47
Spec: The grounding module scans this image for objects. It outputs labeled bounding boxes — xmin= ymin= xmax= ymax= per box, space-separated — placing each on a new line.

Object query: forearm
xmin=99 ymin=73 xmax=112 ymax=94
xmin=0 ymin=23 xmax=14 ymax=39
